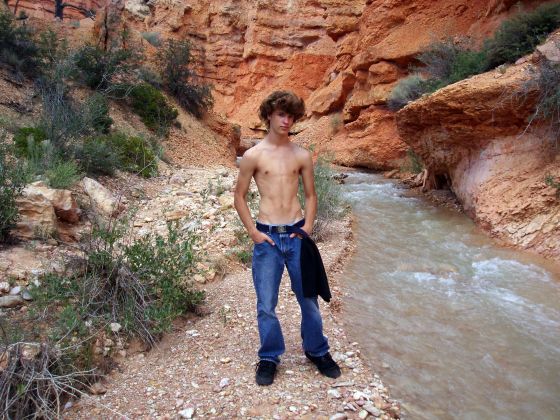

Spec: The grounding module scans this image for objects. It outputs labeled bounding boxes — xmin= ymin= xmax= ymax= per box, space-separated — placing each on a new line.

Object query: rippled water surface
xmin=341 ymin=172 xmax=560 ymax=419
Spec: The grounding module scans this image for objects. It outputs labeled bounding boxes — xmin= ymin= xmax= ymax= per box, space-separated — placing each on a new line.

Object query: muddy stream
xmin=341 ymin=172 xmax=560 ymax=419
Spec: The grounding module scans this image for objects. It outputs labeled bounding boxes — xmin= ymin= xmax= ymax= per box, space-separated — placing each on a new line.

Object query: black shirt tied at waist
xmin=255 ymin=219 xmax=332 ymax=303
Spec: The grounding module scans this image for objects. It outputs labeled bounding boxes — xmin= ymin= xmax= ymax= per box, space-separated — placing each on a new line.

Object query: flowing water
xmin=341 ymin=172 xmax=560 ymax=419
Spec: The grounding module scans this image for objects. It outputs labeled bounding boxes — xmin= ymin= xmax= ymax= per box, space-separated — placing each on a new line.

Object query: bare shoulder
xmin=291 ymin=143 xmax=312 ymax=160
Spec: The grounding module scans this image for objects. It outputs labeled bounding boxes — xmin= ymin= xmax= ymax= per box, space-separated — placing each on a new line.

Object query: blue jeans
xmin=252 ymin=227 xmax=329 ymax=364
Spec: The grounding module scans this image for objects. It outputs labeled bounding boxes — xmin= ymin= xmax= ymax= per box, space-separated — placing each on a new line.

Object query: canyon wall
xmin=116 ymin=0 xmax=545 ymax=169
xmin=396 ymin=34 xmax=560 ymax=259
xmin=6 ymin=0 xmax=103 ymax=20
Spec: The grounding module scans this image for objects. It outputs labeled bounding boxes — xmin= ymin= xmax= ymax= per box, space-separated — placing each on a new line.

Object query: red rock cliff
xmin=120 ymin=0 xmax=546 ymax=169
xmin=396 ymin=34 xmax=560 ymax=259
xmin=6 ymin=0 xmax=104 ymax=20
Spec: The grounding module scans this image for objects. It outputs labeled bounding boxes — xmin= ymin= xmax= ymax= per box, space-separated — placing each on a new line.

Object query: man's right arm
xmin=234 ymin=152 xmax=275 ymax=245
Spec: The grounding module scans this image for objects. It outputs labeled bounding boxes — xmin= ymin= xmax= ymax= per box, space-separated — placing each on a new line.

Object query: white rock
xmin=328 ymin=389 xmax=342 ymax=399
xmin=110 ymin=323 xmax=122 ymax=333
xmin=329 ymin=414 xmax=347 ymax=420
xmin=0 ymin=282 xmax=10 ymax=294
xmin=363 ymin=403 xmax=382 ymax=417
xmin=219 ymin=378 xmax=229 ymax=388
xmin=9 ymin=286 xmax=21 ymax=295
xmin=82 ymin=177 xmax=120 ymax=217
xmin=178 ymin=406 xmax=195 ymax=418
xmin=358 ymin=409 xmax=368 ymax=419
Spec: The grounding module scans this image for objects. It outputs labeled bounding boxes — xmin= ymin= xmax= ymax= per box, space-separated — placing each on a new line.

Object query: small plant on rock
xmin=387 ymin=75 xmax=430 ymax=111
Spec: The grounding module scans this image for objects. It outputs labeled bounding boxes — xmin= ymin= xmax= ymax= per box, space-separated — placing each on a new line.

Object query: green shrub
xmin=545 ymin=174 xmax=560 ymax=198
xmin=45 ymin=159 xmax=82 ymax=189
xmin=0 ymin=136 xmax=26 ymax=243
xmin=77 ymin=137 xmax=120 ymax=176
xmin=387 ymin=75 xmax=430 ymax=111
xmin=125 ymin=222 xmax=204 ymax=334
xmin=13 ymin=127 xmax=48 ymax=158
xmin=298 ymin=155 xmax=348 ymax=240
xmin=0 ymin=9 xmax=41 ymax=79
xmin=72 ymin=44 xmax=139 ymax=91
xmin=414 ymin=39 xmax=487 ymax=91
xmin=106 ymin=132 xmax=158 ymax=177
xmin=157 ymin=39 xmax=213 ymax=118
xmin=83 ymin=93 xmax=113 ymax=133
xmin=129 ymin=83 xmax=178 ymax=134
xmin=483 ymin=3 xmax=560 ymax=68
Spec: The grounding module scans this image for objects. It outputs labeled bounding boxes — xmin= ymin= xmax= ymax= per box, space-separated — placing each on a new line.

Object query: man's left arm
xmin=295 ymin=150 xmax=317 ymax=237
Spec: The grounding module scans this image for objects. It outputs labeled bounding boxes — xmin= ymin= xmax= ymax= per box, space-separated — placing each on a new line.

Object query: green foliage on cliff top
xmin=390 ymin=2 xmax=560 ymax=110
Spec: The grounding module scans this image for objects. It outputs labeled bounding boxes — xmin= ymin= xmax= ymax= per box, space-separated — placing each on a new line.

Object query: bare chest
xmin=255 ymin=157 xmax=301 ymax=180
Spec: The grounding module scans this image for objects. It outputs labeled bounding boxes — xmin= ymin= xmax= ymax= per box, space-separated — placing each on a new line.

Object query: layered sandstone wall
xmin=6 ymin=0 xmax=104 ymax=20
xmin=396 ymin=35 xmax=560 ymax=259
xmin=123 ymin=0 xmax=546 ymax=169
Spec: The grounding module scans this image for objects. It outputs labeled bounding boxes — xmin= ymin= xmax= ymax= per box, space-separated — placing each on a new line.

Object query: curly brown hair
xmin=259 ymin=91 xmax=305 ymax=128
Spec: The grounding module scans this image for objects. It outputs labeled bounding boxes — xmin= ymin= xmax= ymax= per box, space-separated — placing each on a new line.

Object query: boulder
xmin=307 ymin=72 xmax=356 ymax=116
xmin=82 ymin=177 xmax=121 ymax=218
xmin=15 ymin=183 xmax=58 ymax=240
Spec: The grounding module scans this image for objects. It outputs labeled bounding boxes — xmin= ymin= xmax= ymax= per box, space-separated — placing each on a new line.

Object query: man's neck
xmin=264 ymin=130 xmax=290 ymax=146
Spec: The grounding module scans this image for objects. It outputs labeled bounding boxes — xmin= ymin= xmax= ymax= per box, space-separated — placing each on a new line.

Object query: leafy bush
xmin=298 ymin=155 xmax=348 ymax=241
xmin=13 ymin=126 xmax=48 ymax=158
xmin=157 ymin=39 xmax=213 ymax=118
xmin=72 ymin=44 xmax=139 ymax=91
xmin=129 ymin=83 xmax=178 ymax=134
xmin=77 ymin=137 xmax=120 ymax=176
xmin=0 ymin=136 xmax=26 ymax=243
xmin=387 ymin=75 xmax=430 ymax=111
xmin=125 ymin=222 xmax=204 ymax=333
xmin=83 ymin=93 xmax=113 ymax=133
xmin=29 ymin=218 xmax=204 ymax=345
xmin=414 ymin=39 xmax=488 ymax=91
xmin=78 ymin=132 xmax=158 ymax=178
xmin=0 ymin=9 xmax=40 ymax=79
xmin=45 ymin=159 xmax=82 ymax=189
xmin=390 ymin=4 xmax=560 ymax=110
xmin=106 ymin=132 xmax=158 ymax=177
xmin=483 ymin=3 xmax=560 ymax=68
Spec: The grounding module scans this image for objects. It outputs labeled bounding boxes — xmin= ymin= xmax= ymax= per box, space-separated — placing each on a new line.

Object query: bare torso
xmin=250 ymin=142 xmax=305 ymax=224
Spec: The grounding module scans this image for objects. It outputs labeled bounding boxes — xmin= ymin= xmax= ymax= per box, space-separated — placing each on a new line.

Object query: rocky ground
xmin=0 ymin=163 xmax=400 ymax=419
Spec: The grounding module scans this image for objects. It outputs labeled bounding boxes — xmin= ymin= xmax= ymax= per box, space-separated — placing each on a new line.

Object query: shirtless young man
xmin=234 ymin=91 xmax=341 ymax=386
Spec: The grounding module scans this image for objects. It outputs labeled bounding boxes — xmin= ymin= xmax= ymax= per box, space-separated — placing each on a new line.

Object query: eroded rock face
xmin=6 ymin=0 xmax=104 ymax=20
xmin=14 ymin=181 xmax=82 ymax=241
xmin=396 ymin=41 xmax=560 ymax=259
xmin=128 ymin=0 xmax=535 ymax=167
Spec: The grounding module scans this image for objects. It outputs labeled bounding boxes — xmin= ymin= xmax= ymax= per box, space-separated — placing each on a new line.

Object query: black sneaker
xmin=305 ymin=351 xmax=341 ymax=378
xmin=255 ymin=360 xmax=277 ymax=385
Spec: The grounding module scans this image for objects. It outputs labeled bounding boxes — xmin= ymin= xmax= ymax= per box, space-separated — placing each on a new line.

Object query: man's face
xmin=268 ymin=109 xmax=294 ymax=134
